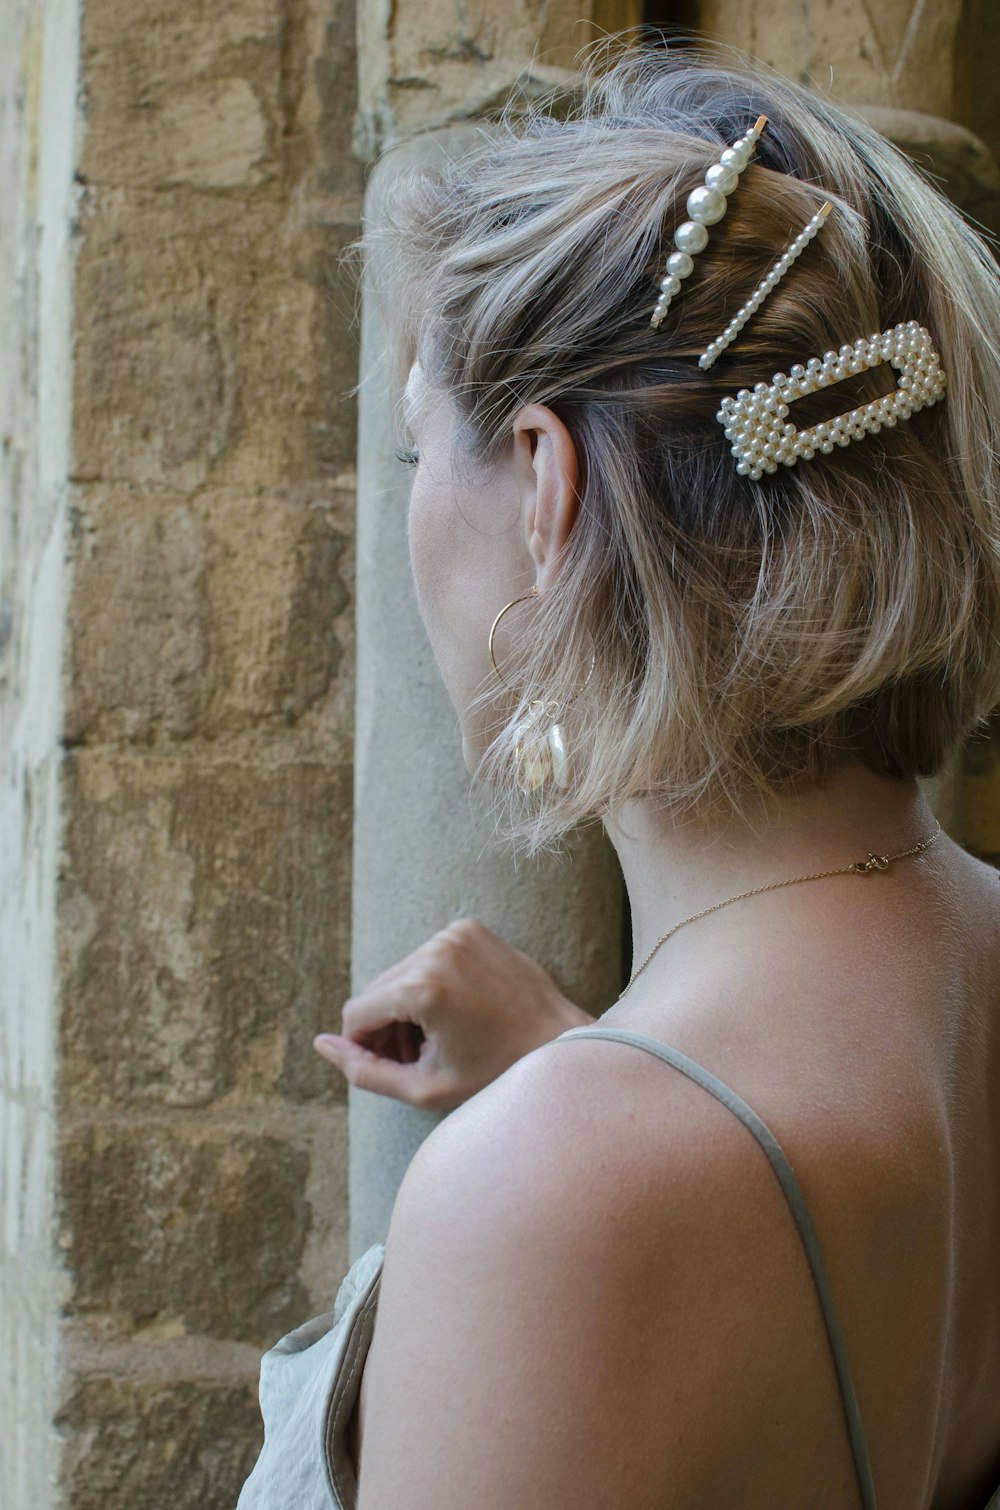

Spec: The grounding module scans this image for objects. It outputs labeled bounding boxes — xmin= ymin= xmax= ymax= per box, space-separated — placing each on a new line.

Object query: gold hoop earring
xmin=488 ymin=586 xmax=538 ymax=693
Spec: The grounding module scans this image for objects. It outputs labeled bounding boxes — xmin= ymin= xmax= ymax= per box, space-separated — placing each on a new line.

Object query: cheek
xmin=406 ymin=471 xmax=500 ymax=748
xmin=407 ymin=470 xmax=449 ymax=627
xmin=406 ymin=470 xmax=475 ymax=672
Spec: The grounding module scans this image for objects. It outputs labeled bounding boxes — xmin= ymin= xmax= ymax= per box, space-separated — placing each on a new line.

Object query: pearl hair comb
xmin=716 ymin=321 xmax=947 ymax=480
xmin=650 ymin=115 xmax=768 ymax=329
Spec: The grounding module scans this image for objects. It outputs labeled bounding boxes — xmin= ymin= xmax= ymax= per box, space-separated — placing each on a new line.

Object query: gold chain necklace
xmin=618 ymin=820 xmax=942 ymax=1000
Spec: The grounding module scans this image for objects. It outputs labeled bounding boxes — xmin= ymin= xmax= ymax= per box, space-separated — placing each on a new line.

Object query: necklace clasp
xmin=851 ymin=851 xmax=891 ymax=874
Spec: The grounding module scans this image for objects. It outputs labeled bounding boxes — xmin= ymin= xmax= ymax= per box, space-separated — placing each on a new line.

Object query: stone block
xmin=55 ymin=1373 xmax=263 ymax=1510
xmin=64 ymin=483 xmax=354 ymax=752
xmin=58 ymin=753 xmax=352 ymax=1108
xmin=80 ymin=0 xmax=365 ymax=207
xmin=355 ymin=0 xmax=618 ymax=154
xmin=310 ymin=0 xmax=368 ymax=201
xmin=71 ymin=193 xmax=359 ymax=491
xmin=698 ymin=0 xmax=962 ymax=120
xmin=59 ymin=1118 xmax=312 ymax=1343
xmin=79 ymin=0 xmax=282 ymax=188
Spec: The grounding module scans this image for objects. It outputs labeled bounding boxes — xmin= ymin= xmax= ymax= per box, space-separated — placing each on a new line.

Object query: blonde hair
xmin=370 ymin=45 xmax=1000 ymax=854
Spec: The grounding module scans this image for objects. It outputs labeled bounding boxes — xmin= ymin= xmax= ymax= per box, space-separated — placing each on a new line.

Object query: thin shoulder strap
xmin=553 ymin=1025 xmax=878 ymax=1510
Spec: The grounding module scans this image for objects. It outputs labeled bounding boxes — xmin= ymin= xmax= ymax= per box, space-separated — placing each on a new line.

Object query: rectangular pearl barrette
xmin=716 ymin=321 xmax=947 ymax=479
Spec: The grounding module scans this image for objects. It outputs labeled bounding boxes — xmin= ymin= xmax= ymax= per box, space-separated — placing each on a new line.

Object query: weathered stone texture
xmin=64 ymin=484 xmax=354 ymax=753
xmin=9 ymin=0 xmax=364 ymax=1501
xmin=60 ymin=1121 xmax=312 ymax=1342
xmin=55 ymin=1375 xmax=264 ymax=1510
xmin=1 ymin=0 xmax=80 ymax=1502
xmin=698 ymin=0 xmax=963 ymax=117
xmin=355 ymin=0 xmax=640 ymax=155
xmin=72 ymin=199 xmax=359 ymax=492
xmin=58 ymin=753 xmax=352 ymax=1109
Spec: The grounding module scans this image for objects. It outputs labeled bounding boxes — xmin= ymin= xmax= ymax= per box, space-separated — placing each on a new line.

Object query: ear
xmin=511 ymin=404 xmax=580 ymax=591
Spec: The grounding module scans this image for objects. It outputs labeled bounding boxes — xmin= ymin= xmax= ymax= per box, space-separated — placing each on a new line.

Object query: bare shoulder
xmin=357 ymin=1033 xmax=870 ymax=1509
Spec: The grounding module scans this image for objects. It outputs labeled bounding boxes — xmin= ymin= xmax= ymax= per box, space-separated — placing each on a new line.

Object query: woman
xmin=239 ymin=46 xmax=1000 ymax=1509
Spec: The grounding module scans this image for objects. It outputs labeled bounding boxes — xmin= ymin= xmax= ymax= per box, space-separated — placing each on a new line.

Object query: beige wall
xmin=2 ymin=0 xmax=363 ymax=1503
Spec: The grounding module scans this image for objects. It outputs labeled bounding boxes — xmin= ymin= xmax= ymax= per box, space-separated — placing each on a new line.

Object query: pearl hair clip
xmin=650 ymin=115 xmax=768 ymax=329
xmin=699 ymin=201 xmax=833 ymax=370
xmin=716 ymin=320 xmax=947 ymax=480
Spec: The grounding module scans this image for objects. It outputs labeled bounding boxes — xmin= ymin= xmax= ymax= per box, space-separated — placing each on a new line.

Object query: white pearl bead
xmin=719 ymin=147 xmax=746 ymax=172
xmin=687 ymin=186 xmax=728 ymax=225
xmin=674 ymin=220 xmax=709 ymax=254
xmin=666 ymin=251 xmax=694 ymax=279
xmin=705 ymin=163 xmax=739 ymax=195
xmin=548 ymin=723 xmax=570 ymax=788
xmin=660 ymin=275 xmax=682 ymax=297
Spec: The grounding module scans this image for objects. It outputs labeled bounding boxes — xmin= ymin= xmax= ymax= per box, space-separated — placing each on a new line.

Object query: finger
xmin=313 ymin=1034 xmax=441 ymax=1107
xmin=341 ymin=978 xmax=436 ymax=1036
xmin=351 ymin=1020 xmax=425 ymax=1062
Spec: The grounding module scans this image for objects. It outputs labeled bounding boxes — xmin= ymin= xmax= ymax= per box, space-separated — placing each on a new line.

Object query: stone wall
xmin=2 ymin=0 xmax=364 ymax=1505
xmin=59 ymin=0 xmax=364 ymax=1500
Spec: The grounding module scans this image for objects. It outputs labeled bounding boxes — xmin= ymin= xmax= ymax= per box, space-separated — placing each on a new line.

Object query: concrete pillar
xmin=348 ymin=3 xmax=639 ymax=1259
xmin=350 ymin=126 xmax=624 ymax=1257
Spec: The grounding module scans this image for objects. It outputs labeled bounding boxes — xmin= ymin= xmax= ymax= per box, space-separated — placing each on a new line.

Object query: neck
xmin=604 ymin=763 xmax=937 ymax=991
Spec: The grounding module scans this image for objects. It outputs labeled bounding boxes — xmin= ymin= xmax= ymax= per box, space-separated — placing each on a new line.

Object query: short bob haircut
xmin=369 ymin=44 xmax=1000 ymax=855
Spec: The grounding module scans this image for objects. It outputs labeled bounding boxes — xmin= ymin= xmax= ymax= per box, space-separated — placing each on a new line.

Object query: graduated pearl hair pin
xmin=650 ymin=115 xmax=768 ymax=329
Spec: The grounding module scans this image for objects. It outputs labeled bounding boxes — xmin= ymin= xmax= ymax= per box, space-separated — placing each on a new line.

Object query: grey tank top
xmin=236 ymin=1024 xmax=1000 ymax=1510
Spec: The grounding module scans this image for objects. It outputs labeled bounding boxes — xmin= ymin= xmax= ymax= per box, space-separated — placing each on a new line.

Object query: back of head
xmin=372 ymin=44 xmax=1000 ymax=853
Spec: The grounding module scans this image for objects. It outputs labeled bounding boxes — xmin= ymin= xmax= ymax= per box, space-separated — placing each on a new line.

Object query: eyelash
xmin=395 ymin=447 xmax=419 ymax=467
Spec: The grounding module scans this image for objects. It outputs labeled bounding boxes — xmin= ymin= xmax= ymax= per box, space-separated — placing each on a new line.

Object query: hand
xmin=313 ymin=918 xmax=592 ymax=1111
